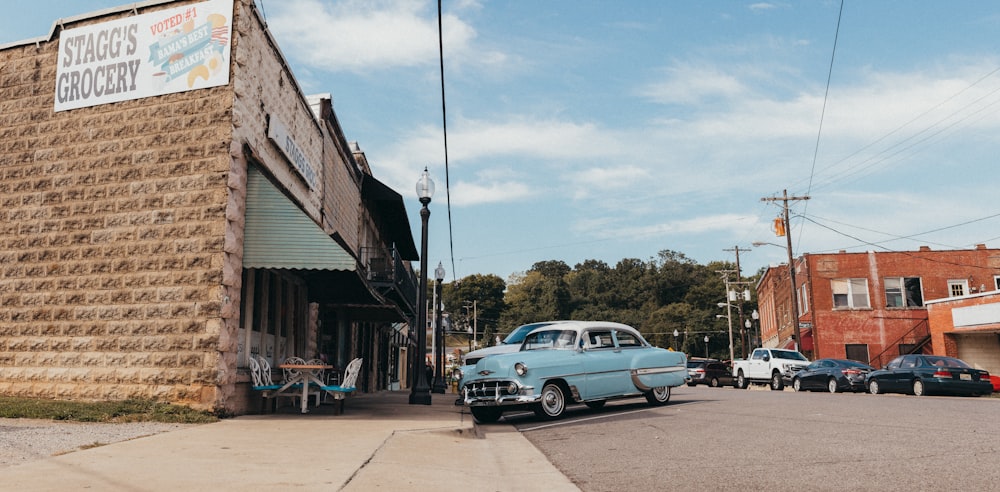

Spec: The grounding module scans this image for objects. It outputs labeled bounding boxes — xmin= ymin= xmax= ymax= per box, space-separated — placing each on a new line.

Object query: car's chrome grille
xmin=464 ymin=381 xmax=510 ymax=398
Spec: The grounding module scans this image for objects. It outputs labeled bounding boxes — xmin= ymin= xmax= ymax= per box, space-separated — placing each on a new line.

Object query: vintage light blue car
xmin=461 ymin=321 xmax=688 ymax=423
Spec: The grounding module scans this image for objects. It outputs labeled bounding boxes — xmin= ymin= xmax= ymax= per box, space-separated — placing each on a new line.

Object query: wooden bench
xmin=319 ymin=358 xmax=362 ymax=415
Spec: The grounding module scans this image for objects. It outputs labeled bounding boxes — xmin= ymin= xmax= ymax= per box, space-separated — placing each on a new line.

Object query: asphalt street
xmin=501 ymin=385 xmax=1000 ymax=492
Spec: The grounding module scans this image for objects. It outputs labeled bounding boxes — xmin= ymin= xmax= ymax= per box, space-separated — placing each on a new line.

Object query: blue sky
xmin=5 ymin=1 xmax=1000 ymax=283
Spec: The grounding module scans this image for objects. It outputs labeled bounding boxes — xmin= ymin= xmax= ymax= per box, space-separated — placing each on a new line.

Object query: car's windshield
xmin=503 ymin=323 xmax=549 ymax=345
xmin=771 ymin=350 xmax=808 ymax=361
xmin=523 ymin=329 xmax=577 ymax=350
xmin=924 ymin=356 xmax=970 ymax=368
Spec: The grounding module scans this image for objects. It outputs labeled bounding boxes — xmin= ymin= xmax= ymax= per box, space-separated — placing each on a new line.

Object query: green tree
xmin=443 ymin=273 xmax=506 ymax=343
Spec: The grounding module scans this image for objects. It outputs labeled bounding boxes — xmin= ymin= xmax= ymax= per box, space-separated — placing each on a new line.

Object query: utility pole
xmin=761 ymin=189 xmax=810 ymax=353
xmin=723 ymin=246 xmax=750 ymax=358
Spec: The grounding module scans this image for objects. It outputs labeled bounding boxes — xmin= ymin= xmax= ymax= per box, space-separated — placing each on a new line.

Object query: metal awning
xmin=361 ymin=174 xmax=418 ymax=260
xmin=243 ymin=166 xmax=356 ymax=271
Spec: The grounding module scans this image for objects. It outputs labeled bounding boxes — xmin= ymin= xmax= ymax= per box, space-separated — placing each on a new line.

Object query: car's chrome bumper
xmin=462 ymin=380 xmax=538 ymax=407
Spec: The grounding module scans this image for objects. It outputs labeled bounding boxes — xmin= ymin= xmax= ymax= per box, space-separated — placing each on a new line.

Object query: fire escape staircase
xmin=868 ymin=319 xmax=932 ymax=369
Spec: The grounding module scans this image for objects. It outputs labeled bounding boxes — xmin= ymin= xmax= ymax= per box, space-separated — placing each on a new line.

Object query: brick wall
xmin=0 ymin=2 xmax=235 ymax=409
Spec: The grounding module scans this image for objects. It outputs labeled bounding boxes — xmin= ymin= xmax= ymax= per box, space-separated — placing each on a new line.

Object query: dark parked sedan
xmin=866 ymin=354 xmax=993 ymax=397
xmin=792 ymin=358 xmax=874 ymax=393
xmin=686 ymin=359 xmax=733 ymax=388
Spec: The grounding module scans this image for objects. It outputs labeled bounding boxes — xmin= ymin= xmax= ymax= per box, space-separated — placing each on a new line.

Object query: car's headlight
xmin=514 ymin=362 xmax=528 ymax=376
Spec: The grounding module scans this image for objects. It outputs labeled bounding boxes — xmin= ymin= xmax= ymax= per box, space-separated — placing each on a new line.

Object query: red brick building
xmin=756 ymin=245 xmax=1000 ymax=371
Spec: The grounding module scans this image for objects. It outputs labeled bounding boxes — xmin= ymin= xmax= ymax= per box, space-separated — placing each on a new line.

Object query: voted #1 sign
xmin=54 ymin=0 xmax=233 ymax=112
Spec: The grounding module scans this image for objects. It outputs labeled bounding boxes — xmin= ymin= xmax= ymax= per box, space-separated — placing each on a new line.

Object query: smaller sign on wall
xmin=952 ymin=302 xmax=1000 ymax=328
xmin=267 ymin=117 xmax=319 ymax=190
xmin=54 ymin=0 xmax=233 ymax=112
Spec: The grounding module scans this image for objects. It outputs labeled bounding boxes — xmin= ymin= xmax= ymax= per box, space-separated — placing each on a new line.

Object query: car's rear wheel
xmin=535 ymin=382 xmax=566 ymax=419
xmin=645 ymin=386 xmax=671 ymax=405
xmin=792 ymin=378 xmax=802 ymax=392
xmin=470 ymin=406 xmax=502 ymax=424
xmin=585 ymin=400 xmax=606 ymax=410
xmin=828 ymin=378 xmax=840 ymax=394
xmin=912 ymin=379 xmax=925 ymax=397
xmin=770 ymin=372 xmax=784 ymax=391
xmin=710 ymin=377 xmax=720 ymax=387
xmin=868 ymin=380 xmax=881 ymax=395
xmin=736 ymin=371 xmax=747 ymax=389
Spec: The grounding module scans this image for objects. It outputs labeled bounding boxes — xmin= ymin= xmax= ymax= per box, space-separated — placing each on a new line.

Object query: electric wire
xmin=801 ymin=215 xmax=999 ymax=270
xmin=436 ymin=0 xmax=456 ymax=281
xmin=790 ymin=0 xmax=842 ymax=257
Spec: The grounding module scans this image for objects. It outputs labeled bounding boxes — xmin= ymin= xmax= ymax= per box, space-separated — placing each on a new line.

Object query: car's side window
xmin=587 ymin=330 xmax=613 ymax=349
xmin=613 ymin=330 xmax=642 ymax=348
xmin=751 ymin=350 xmax=765 ymax=360
xmin=901 ymin=356 xmax=917 ymax=369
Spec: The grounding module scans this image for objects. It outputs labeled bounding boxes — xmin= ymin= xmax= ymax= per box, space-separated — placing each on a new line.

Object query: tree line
xmin=440 ymin=249 xmax=760 ymax=360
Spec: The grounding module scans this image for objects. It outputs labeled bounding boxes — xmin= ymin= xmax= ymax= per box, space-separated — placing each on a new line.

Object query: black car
xmin=792 ymin=358 xmax=874 ymax=393
xmin=866 ymin=354 xmax=993 ymax=397
xmin=686 ymin=359 xmax=733 ymax=388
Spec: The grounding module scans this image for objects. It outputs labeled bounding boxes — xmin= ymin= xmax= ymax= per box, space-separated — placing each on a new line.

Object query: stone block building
xmin=0 ymin=0 xmax=419 ymax=414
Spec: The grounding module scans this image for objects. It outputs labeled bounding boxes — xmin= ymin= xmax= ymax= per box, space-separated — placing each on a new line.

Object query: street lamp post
xmin=751 ymin=309 xmax=759 ymax=348
xmin=673 ymin=329 xmax=679 ymax=351
xmin=431 ymin=262 xmax=447 ymax=394
xmin=409 ymin=168 xmax=434 ymax=405
xmin=704 ymin=335 xmax=710 ymax=360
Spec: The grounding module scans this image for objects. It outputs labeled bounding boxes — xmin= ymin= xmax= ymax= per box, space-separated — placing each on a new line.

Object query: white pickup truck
xmin=732 ymin=348 xmax=810 ymax=390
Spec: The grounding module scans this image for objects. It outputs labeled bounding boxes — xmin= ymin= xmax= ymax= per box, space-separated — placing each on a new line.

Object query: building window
xmin=845 ymin=344 xmax=869 ymax=363
xmin=832 ymin=278 xmax=870 ymax=309
xmin=994 ymin=275 xmax=1000 ymax=291
xmin=798 ymin=284 xmax=809 ymax=314
xmin=948 ymin=279 xmax=968 ymax=297
xmin=884 ymin=277 xmax=923 ymax=308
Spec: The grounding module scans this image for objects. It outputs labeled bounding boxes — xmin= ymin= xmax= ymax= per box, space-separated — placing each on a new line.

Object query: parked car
xmin=866 ymin=354 xmax=993 ymax=397
xmin=732 ymin=348 xmax=810 ymax=390
xmin=791 ymin=358 xmax=874 ymax=393
xmin=687 ymin=359 xmax=733 ymax=388
xmin=460 ymin=321 xmax=688 ymax=423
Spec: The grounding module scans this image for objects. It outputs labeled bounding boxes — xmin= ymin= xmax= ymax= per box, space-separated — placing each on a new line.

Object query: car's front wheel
xmin=912 ymin=379 xmax=925 ymax=397
xmin=535 ymin=382 xmax=566 ymax=419
xmin=470 ymin=406 xmax=502 ymax=424
xmin=710 ymin=377 xmax=720 ymax=388
xmin=792 ymin=378 xmax=802 ymax=392
xmin=645 ymin=386 xmax=671 ymax=405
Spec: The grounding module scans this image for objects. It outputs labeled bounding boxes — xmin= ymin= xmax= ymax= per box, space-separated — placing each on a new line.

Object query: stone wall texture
xmin=0 ymin=1 xmax=236 ymax=409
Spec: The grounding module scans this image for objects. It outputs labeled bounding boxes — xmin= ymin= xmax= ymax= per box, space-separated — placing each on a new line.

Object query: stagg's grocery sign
xmin=55 ymin=0 xmax=233 ymax=112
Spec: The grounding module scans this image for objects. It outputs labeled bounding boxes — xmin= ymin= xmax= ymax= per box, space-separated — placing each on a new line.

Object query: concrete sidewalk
xmin=3 ymin=390 xmax=579 ymax=491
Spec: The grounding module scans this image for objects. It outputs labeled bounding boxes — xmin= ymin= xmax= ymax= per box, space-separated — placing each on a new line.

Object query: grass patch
xmin=0 ymin=397 xmax=220 ymax=424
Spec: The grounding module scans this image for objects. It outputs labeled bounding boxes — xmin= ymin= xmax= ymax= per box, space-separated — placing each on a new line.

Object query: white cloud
xmin=264 ymin=0 xmax=483 ymax=73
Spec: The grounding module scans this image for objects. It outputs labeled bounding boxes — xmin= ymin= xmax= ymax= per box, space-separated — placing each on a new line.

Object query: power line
xmin=436 ymin=0 xmax=456 ymax=281
xmin=801 ymin=215 xmax=999 ymax=270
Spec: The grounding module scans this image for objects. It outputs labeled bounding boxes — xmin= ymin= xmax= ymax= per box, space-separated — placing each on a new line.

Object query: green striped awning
xmin=243 ymin=166 xmax=356 ymax=271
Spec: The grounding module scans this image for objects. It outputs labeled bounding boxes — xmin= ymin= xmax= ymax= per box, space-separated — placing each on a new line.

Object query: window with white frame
xmin=884 ymin=277 xmax=923 ymax=308
xmin=994 ymin=275 xmax=1000 ymax=291
xmin=798 ymin=284 xmax=809 ymax=314
xmin=832 ymin=278 xmax=870 ymax=309
xmin=948 ymin=279 xmax=968 ymax=297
